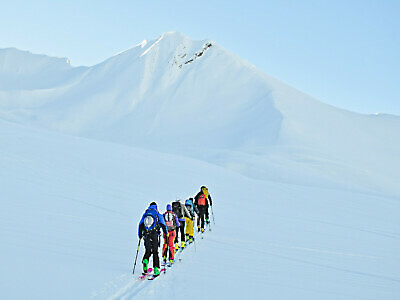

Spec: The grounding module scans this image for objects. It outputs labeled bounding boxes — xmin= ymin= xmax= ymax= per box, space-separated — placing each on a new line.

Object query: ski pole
xmin=193 ymin=231 xmax=197 ymax=252
xmin=211 ymin=205 xmax=215 ymax=225
xmin=164 ymin=234 xmax=167 ymax=274
xmin=132 ymin=238 xmax=142 ymax=274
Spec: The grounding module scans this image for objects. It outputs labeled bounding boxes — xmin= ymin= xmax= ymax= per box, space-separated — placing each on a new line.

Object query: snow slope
xmin=1 ymin=119 xmax=399 ymax=300
xmin=0 ymin=32 xmax=399 ymax=197
xmin=1 ymin=32 xmax=399 ymax=299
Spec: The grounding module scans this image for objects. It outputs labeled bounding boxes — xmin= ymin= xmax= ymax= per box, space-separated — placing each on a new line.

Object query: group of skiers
xmin=137 ymin=186 xmax=213 ymax=277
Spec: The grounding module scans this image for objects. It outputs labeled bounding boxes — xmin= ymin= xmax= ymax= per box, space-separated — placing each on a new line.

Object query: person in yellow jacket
xmin=172 ymin=199 xmax=191 ymax=250
xmin=184 ymin=198 xmax=195 ymax=243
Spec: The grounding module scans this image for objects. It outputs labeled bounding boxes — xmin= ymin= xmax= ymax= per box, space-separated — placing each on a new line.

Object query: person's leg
xmin=169 ymin=230 xmax=176 ymax=260
xmin=142 ymin=236 xmax=151 ymax=272
xmin=185 ymin=217 xmax=190 ymax=238
xmin=188 ymin=218 xmax=194 ymax=241
xmin=174 ymin=228 xmax=179 ymax=244
xmin=151 ymin=234 xmax=160 ymax=269
xmin=200 ymin=207 xmax=205 ymax=229
xmin=181 ymin=222 xmax=185 ymax=242
xmin=174 ymin=228 xmax=179 ymax=250
xmin=162 ymin=234 xmax=168 ymax=260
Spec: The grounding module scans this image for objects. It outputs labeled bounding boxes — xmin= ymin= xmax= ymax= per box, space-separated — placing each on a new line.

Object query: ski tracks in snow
xmin=106 ymin=276 xmax=148 ymax=300
xmin=89 ymin=274 xmax=128 ymax=299
xmin=94 ymin=233 xmax=199 ymax=299
xmin=102 ymin=264 xmax=175 ymax=299
xmin=89 ymin=272 xmax=153 ymax=300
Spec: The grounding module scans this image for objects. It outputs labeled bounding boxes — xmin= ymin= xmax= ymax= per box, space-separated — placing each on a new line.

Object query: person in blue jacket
xmin=138 ymin=202 xmax=168 ymax=277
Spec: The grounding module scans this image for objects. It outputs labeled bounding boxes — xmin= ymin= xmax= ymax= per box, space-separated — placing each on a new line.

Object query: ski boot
xmin=162 ymin=256 xmax=167 ymax=264
xmin=181 ymin=241 xmax=185 ymax=249
xmin=154 ymin=267 xmax=160 ymax=277
xmin=189 ymin=236 xmax=193 ymax=243
xmin=206 ymin=218 xmax=210 ymax=225
xmin=201 ymin=228 xmax=205 ymax=233
xmin=197 ymin=225 xmax=201 ymax=232
xmin=175 ymin=243 xmax=179 ymax=251
xmin=142 ymin=258 xmax=149 ymax=274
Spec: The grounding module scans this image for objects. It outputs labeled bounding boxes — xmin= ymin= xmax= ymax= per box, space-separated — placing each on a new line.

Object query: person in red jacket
xmin=194 ymin=186 xmax=213 ymax=232
xmin=162 ymin=204 xmax=180 ymax=265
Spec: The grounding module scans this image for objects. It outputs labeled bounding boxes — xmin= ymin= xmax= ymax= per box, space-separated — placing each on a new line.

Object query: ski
xmin=137 ymin=268 xmax=153 ymax=281
xmin=147 ymin=268 xmax=166 ymax=280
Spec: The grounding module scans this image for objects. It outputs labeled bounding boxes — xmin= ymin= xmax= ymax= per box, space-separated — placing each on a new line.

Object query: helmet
xmin=166 ymin=204 xmax=172 ymax=211
xmin=185 ymin=199 xmax=192 ymax=206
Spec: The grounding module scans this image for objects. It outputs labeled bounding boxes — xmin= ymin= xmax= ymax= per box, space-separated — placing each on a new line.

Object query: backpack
xmin=143 ymin=207 xmax=159 ymax=232
xmin=185 ymin=199 xmax=193 ymax=207
xmin=202 ymin=187 xmax=209 ymax=198
xmin=198 ymin=194 xmax=206 ymax=206
xmin=172 ymin=201 xmax=183 ymax=219
xmin=164 ymin=211 xmax=176 ymax=231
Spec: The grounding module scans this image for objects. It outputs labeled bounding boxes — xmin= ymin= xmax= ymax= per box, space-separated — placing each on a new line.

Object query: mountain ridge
xmin=0 ymin=32 xmax=399 ymax=196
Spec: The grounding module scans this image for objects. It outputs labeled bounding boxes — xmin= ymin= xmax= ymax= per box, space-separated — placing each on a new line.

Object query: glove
xmin=166 ymin=232 xmax=169 ymax=238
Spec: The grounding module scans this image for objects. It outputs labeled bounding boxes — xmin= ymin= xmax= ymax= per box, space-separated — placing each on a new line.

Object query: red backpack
xmin=198 ymin=194 xmax=206 ymax=206
xmin=164 ymin=211 xmax=177 ymax=231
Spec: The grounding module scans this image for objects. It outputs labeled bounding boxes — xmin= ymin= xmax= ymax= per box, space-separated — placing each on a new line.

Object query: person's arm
xmin=186 ymin=206 xmax=195 ymax=219
xmin=158 ymin=213 xmax=168 ymax=235
xmin=194 ymin=199 xmax=199 ymax=215
xmin=208 ymin=194 xmax=213 ymax=206
xmin=138 ymin=215 xmax=144 ymax=238
xmin=174 ymin=213 xmax=180 ymax=227
xmin=183 ymin=204 xmax=191 ymax=218
xmin=190 ymin=208 xmax=195 ymax=220
xmin=194 ymin=191 xmax=201 ymax=202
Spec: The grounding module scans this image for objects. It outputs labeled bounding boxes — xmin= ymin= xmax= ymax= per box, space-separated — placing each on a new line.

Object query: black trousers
xmin=143 ymin=231 xmax=160 ymax=268
xmin=197 ymin=206 xmax=208 ymax=229
xmin=205 ymin=206 xmax=210 ymax=221
xmin=174 ymin=221 xmax=185 ymax=243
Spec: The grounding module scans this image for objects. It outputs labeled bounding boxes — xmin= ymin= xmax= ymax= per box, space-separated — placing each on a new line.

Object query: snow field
xmin=1 ymin=120 xmax=399 ymax=299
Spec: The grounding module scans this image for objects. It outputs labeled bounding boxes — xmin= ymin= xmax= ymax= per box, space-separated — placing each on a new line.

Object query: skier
xmin=184 ymin=198 xmax=196 ymax=243
xmin=194 ymin=186 xmax=213 ymax=232
xmin=172 ymin=199 xmax=191 ymax=250
xmin=162 ymin=204 xmax=180 ymax=265
xmin=138 ymin=202 xmax=168 ymax=277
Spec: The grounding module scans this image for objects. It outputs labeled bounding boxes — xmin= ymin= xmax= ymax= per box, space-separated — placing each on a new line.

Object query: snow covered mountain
xmin=1 ymin=32 xmax=399 ymax=300
xmin=1 ymin=32 xmax=399 ymax=196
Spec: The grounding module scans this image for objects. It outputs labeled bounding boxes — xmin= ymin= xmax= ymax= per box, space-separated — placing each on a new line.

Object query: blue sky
xmin=1 ymin=0 xmax=399 ymax=115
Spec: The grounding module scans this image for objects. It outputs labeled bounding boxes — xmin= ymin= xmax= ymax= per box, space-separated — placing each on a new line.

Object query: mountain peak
xmin=1 ymin=33 xmax=399 ymax=197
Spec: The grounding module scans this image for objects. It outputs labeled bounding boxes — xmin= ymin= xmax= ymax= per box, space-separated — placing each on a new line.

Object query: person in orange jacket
xmin=194 ymin=186 xmax=213 ymax=232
